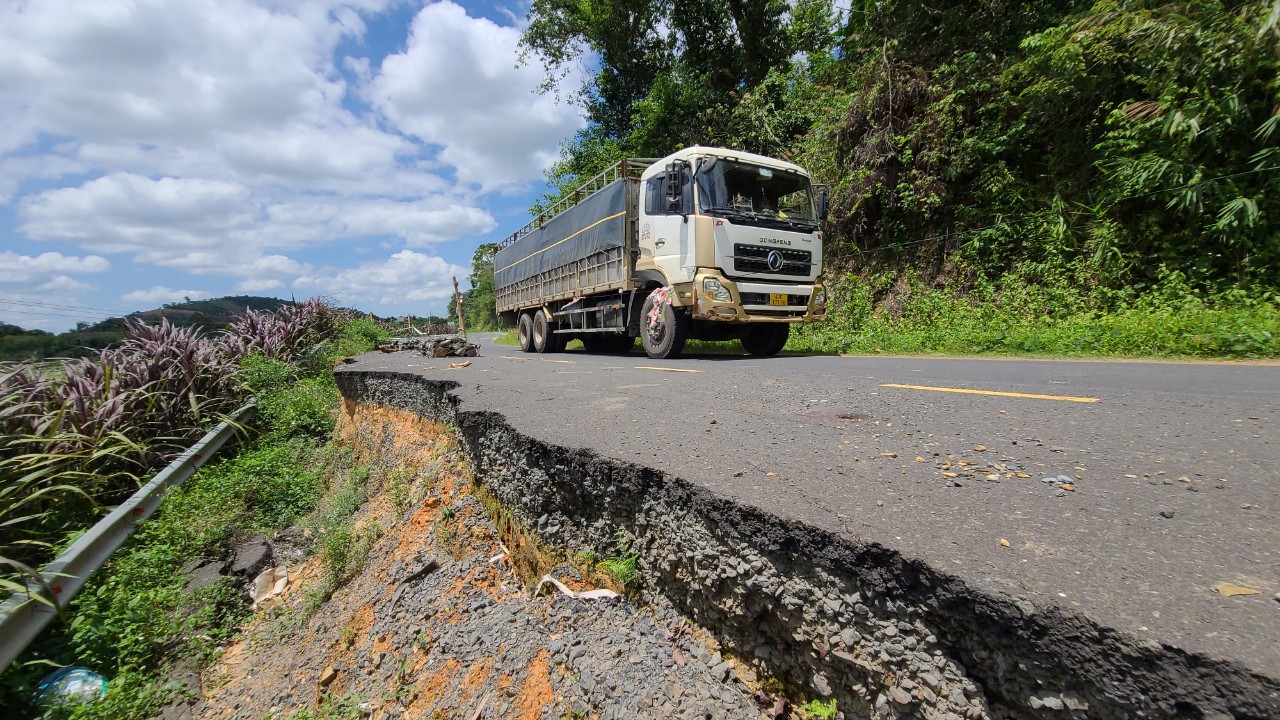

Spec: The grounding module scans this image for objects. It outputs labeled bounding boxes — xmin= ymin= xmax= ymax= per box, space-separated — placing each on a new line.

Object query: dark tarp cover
xmin=494 ymin=180 xmax=627 ymax=290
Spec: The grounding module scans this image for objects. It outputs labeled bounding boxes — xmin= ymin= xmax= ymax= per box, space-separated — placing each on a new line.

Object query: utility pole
xmin=452 ymin=276 xmax=467 ymax=339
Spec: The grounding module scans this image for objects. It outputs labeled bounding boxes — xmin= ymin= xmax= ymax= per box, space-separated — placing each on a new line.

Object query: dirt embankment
xmin=183 ymin=403 xmax=773 ymax=720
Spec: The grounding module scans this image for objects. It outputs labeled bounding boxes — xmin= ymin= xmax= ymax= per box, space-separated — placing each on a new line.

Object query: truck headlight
xmin=702 ymin=277 xmax=731 ymax=302
xmin=813 ymin=287 xmax=826 ymax=306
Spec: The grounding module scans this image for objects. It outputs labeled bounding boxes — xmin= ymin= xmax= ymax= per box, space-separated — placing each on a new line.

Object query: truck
xmin=494 ymin=146 xmax=827 ymax=359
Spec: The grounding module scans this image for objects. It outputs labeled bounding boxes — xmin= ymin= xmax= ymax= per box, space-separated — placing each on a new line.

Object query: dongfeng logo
xmin=766 ymin=250 xmax=785 ymax=272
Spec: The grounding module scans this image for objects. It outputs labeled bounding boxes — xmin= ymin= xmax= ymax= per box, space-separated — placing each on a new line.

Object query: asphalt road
xmin=349 ymin=335 xmax=1279 ymax=677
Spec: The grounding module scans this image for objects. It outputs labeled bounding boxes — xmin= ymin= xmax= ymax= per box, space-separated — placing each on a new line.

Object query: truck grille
xmin=732 ymin=244 xmax=812 ymax=277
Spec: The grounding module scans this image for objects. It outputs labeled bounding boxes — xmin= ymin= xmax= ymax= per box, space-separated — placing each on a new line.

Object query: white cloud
xmin=18 ymin=174 xmax=497 ymax=268
xmin=121 ymin=286 xmax=211 ymax=304
xmin=0 ymin=0 xmax=571 ymax=321
xmin=294 ymin=250 xmax=467 ymax=305
xmin=0 ymin=249 xmax=111 ymax=292
xmin=19 ymin=173 xmax=257 ymax=261
xmin=369 ymin=1 xmax=585 ymax=189
xmin=0 ymin=251 xmax=111 ymax=278
xmin=234 ymin=278 xmax=285 ymax=292
xmin=0 ymin=0 xmax=352 ymax=152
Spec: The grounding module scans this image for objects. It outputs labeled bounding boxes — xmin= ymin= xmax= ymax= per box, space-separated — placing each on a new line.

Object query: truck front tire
xmin=641 ymin=290 xmax=688 ymax=359
xmin=740 ymin=323 xmax=790 ymax=356
xmin=517 ymin=313 xmax=534 ymax=352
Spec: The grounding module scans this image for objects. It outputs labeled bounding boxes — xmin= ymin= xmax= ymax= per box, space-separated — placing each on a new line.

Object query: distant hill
xmin=2 ymin=295 xmax=294 ymax=362
xmin=83 ymin=295 xmax=292 ymax=332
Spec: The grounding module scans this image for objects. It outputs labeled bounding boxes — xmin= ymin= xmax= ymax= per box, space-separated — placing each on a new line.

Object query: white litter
xmin=249 ymin=566 xmax=288 ymax=608
xmin=536 ymin=574 xmax=618 ymax=600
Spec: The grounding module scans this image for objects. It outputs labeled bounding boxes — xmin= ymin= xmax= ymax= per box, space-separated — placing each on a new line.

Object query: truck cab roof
xmin=642 ymin=146 xmax=811 ymax=181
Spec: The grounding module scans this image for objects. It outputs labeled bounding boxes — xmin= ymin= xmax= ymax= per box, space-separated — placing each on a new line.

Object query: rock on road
xmin=348 ymin=334 xmax=1279 ymax=679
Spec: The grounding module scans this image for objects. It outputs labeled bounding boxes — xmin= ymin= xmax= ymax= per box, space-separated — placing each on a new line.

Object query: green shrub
xmin=256 ymin=376 xmax=339 ymax=439
xmin=238 ymin=353 xmax=297 ymax=396
xmin=802 ymin=698 xmax=837 ymax=719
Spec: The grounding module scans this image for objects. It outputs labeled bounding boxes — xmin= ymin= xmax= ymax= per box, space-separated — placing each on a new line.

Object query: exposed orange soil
xmin=192 ymin=402 xmax=569 ymax=720
xmin=514 ymin=649 xmax=554 ymax=720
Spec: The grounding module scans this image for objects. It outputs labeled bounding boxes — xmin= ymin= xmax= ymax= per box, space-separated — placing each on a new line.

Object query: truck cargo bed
xmin=494 ymin=160 xmax=654 ymax=315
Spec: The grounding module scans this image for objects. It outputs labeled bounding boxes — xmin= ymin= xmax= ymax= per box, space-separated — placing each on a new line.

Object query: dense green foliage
xmin=449 ymin=243 xmax=502 ymax=331
xmin=0 ymin=320 xmax=385 ymax=719
xmin=521 ymin=0 xmax=1280 ymax=356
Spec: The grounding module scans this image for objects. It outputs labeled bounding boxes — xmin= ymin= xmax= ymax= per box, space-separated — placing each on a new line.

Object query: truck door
xmin=640 ymin=164 xmax=694 ymax=285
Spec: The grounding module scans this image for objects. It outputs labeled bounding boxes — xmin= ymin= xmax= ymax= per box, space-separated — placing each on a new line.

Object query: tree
xmin=449 ymin=243 xmax=502 ymax=331
xmin=521 ymin=0 xmax=841 ymax=202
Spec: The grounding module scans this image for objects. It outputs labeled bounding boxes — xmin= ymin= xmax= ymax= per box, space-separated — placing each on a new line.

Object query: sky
xmin=0 ymin=0 xmax=586 ymax=331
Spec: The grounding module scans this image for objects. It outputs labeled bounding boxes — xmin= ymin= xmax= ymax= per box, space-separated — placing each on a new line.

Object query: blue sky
xmin=0 ymin=0 xmax=586 ymax=331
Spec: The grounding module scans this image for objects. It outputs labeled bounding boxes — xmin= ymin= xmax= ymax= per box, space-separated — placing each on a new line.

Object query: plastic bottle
xmin=33 ymin=667 xmax=107 ymax=707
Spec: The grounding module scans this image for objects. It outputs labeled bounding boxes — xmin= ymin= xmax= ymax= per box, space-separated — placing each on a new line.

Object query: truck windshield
xmin=695 ymin=158 xmax=817 ymax=231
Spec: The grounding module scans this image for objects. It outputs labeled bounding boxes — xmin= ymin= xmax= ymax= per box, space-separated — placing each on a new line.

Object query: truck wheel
xmin=517 ymin=313 xmax=534 ymax=352
xmin=532 ymin=311 xmax=564 ymax=353
xmin=740 ymin=324 xmax=790 ymax=356
xmin=641 ymin=289 xmax=688 ymax=359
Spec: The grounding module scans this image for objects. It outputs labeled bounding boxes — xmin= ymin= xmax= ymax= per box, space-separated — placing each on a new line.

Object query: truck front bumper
xmin=690 ymin=269 xmax=827 ymax=323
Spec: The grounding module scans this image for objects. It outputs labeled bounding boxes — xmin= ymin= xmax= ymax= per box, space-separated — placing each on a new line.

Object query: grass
xmin=595 ymin=531 xmax=640 ymax=588
xmin=304 ymin=462 xmax=378 ymax=613
xmin=285 ymin=692 xmax=366 ymax=720
xmin=801 ymin=698 xmax=837 ymax=719
xmin=791 ymin=273 xmax=1280 ymax=360
xmin=0 ymin=317 xmax=389 ymax=719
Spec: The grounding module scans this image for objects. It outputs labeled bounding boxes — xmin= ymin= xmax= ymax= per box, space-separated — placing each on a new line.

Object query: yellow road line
xmin=880 ymin=383 xmax=1098 ymax=403
xmin=634 ymin=366 xmax=702 ymax=373
xmin=498 ymin=355 xmax=575 ymax=364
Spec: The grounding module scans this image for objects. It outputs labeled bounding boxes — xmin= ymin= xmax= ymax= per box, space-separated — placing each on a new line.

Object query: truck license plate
xmin=769 ymin=293 xmax=788 ymax=306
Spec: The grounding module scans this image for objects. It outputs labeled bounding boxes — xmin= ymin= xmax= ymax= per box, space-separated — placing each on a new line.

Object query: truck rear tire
xmin=532 ymin=311 xmax=564 ymax=353
xmin=517 ymin=313 xmax=534 ymax=352
xmin=740 ymin=324 xmax=790 ymax=356
xmin=641 ymin=289 xmax=688 ymax=359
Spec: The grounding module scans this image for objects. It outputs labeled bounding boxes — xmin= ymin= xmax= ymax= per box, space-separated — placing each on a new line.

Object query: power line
xmin=0 ymin=298 xmax=127 ymax=317
xmin=0 ymin=307 xmax=117 ymax=320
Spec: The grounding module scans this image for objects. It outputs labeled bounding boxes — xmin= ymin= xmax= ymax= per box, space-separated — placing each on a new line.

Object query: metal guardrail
xmin=0 ymin=401 xmax=255 ymax=673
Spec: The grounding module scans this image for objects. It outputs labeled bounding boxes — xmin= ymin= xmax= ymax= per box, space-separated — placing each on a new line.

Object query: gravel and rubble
xmin=177 ymin=404 xmax=774 ymax=720
xmin=377 ymin=335 xmax=479 ymax=358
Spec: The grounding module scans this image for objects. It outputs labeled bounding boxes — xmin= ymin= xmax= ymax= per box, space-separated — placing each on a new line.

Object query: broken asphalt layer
xmin=335 ymin=337 xmax=1279 ymax=718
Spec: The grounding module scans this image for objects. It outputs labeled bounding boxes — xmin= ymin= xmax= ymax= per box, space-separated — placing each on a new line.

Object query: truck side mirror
xmin=818 ymin=190 xmax=829 ymax=221
xmin=664 ymin=161 xmax=687 ymax=214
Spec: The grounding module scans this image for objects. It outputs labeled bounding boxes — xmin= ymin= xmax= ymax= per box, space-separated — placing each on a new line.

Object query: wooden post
xmin=453 ymin=275 xmax=467 ymax=338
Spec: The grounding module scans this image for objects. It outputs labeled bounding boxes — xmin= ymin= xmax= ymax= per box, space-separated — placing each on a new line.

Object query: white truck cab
xmin=636 ymin=147 xmax=825 ymax=323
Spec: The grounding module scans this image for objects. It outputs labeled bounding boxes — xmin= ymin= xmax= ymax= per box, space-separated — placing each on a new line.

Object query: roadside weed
xmin=802 ymin=698 xmax=837 ymax=719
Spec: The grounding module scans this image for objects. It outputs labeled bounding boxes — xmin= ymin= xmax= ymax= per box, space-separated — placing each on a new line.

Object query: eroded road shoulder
xmin=331 ymin=354 xmax=1280 ymax=720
